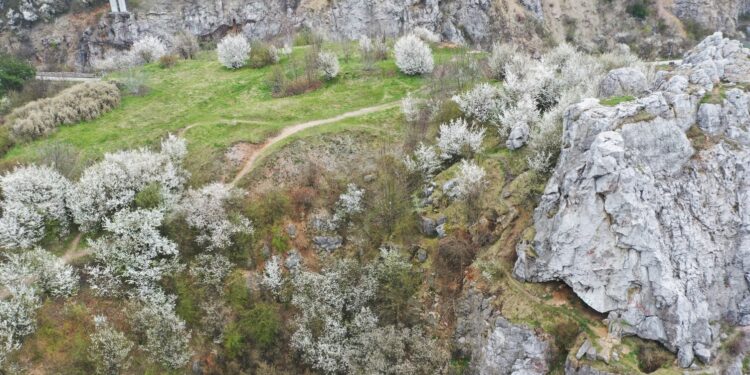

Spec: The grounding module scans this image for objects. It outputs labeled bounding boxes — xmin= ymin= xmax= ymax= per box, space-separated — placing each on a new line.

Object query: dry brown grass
xmin=7 ymin=81 xmax=120 ymax=141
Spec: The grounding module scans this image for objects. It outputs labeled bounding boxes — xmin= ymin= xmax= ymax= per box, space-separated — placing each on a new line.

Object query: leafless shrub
xmin=8 ymin=82 xmax=120 ymax=141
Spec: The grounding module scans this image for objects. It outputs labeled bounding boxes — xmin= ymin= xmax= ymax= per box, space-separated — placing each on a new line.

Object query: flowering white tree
xmin=217 ymin=34 xmax=250 ymax=69
xmin=0 ymin=286 xmax=40 ymax=367
xmin=0 ymin=165 xmax=72 ymax=249
xmin=86 ymin=209 xmax=180 ymax=295
xmin=0 ymin=248 xmax=78 ymax=298
xmin=177 ymin=183 xmax=253 ymax=251
xmin=290 ymin=259 xmax=378 ymax=373
xmin=401 ymin=93 xmax=423 ymax=123
xmin=318 ymin=51 xmax=340 ymax=80
xmin=0 ymin=202 xmax=45 ymax=250
xmin=452 ymin=83 xmax=504 ymax=124
xmin=436 ymin=118 xmax=485 ymax=160
xmin=130 ymin=36 xmax=167 ymax=64
xmin=454 ymin=160 xmax=486 ymax=200
xmin=89 ymin=315 xmax=134 ymax=375
xmin=394 ymin=34 xmax=434 ymax=75
xmin=358 ymin=35 xmax=373 ymax=54
xmin=331 ymin=183 xmax=364 ymax=226
xmin=189 ymin=253 xmax=232 ymax=292
xmin=261 ymin=255 xmax=283 ymax=297
xmin=487 ymin=42 xmax=518 ymax=80
xmin=130 ymin=290 xmax=191 ymax=369
xmin=404 ymin=143 xmax=441 ymax=182
xmin=68 ymin=136 xmax=188 ymax=231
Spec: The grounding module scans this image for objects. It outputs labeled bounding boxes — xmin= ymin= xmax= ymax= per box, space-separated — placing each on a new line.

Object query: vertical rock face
xmin=514 ymin=33 xmax=750 ymax=368
xmin=454 ymin=288 xmax=552 ymax=375
xmin=673 ymin=0 xmax=748 ymax=32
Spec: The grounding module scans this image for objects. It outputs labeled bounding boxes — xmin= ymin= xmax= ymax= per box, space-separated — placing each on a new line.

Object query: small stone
xmin=286 ymin=224 xmax=297 ymax=239
xmin=417 ymin=248 xmax=428 ymax=263
xmin=284 ymin=249 xmax=301 ymax=269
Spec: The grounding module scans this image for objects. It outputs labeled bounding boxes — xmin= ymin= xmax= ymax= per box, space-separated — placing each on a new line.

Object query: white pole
xmin=108 ymin=0 xmax=120 ymax=12
xmin=117 ymin=0 xmax=128 ymax=12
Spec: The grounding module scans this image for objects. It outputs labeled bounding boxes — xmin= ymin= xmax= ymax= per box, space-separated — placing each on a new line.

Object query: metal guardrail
xmin=35 ymin=72 xmax=102 ymax=82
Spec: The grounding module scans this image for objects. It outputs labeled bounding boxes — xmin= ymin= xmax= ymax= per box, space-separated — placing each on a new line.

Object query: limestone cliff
xmin=514 ymin=33 xmax=750 ymax=368
xmin=1 ymin=0 xmax=748 ymax=70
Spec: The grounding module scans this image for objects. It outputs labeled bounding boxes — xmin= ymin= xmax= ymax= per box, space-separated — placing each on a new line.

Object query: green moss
xmin=600 ymin=95 xmax=635 ymax=106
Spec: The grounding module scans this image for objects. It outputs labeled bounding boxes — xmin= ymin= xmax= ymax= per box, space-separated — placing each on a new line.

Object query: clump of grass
xmin=700 ymin=87 xmax=726 ymax=104
xmin=600 ymin=95 xmax=635 ymax=106
xmin=635 ymin=340 xmax=674 ymax=373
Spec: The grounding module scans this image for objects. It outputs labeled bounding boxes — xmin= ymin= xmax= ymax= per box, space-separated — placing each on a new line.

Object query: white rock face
xmin=598 ymin=67 xmax=648 ymax=98
xmin=514 ymin=33 xmax=750 ymax=368
xmin=454 ymin=289 xmax=551 ymax=375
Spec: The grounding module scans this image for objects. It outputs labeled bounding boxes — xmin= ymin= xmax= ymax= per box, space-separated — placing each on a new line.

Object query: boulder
xmin=313 ymin=236 xmax=342 ymax=252
xmin=598 ymin=67 xmax=648 ymax=98
xmin=506 ymin=123 xmax=530 ymax=150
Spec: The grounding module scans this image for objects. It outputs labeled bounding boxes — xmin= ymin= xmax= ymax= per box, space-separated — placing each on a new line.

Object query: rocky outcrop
xmin=673 ymin=0 xmax=749 ymax=33
xmin=598 ymin=67 xmax=648 ymax=98
xmin=454 ymin=288 xmax=552 ymax=375
xmin=514 ymin=33 xmax=750 ymax=368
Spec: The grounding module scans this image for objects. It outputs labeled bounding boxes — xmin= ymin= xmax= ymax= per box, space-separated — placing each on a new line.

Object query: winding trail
xmin=229 ymin=101 xmax=399 ymax=186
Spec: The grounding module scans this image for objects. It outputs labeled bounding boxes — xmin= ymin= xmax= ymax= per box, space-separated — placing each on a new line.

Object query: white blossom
xmin=394 ymin=34 xmax=434 ymax=75
xmin=454 ymin=160 xmax=486 ymax=200
xmin=0 ymin=248 xmax=78 ymax=298
xmin=0 ymin=285 xmax=40 ymax=367
xmin=89 ymin=315 xmax=134 ymax=375
xmin=68 ymin=137 xmax=188 ymax=231
xmin=217 ymin=34 xmax=250 ymax=69
xmin=189 ymin=253 xmax=232 ymax=291
xmin=404 ymin=143 xmax=441 ymax=181
xmin=452 ymin=83 xmax=504 ymax=124
xmin=0 ymin=201 xmax=44 ymax=249
xmin=0 ymin=165 xmax=72 ymax=249
xmin=499 ymin=93 xmax=539 ymax=137
xmin=130 ymin=290 xmax=191 ymax=369
xmin=358 ymin=35 xmax=373 ymax=54
xmin=290 ymin=260 xmax=378 ymax=374
xmin=318 ymin=51 xmax=340 ymax=80
xmin=130 ymin=36 xmax=167 ymax=64
xmin=86 ymin=209 xmax=180 ymax=294
xmin=436 ymin=118 xmax=485 ymax=160
xmin=177 ymin=183 xmax=253 ymax=251
xmin=401 ymin=93 xmax=422 ymax=123
xmin=261 ymin=255 xmax=283 ymax=297
xmin=487 ymin=42 xmax=518 ymax=80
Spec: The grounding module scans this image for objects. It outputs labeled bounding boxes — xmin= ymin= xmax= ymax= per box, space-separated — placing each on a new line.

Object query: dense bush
xmin=394 ymin=34 xmax=434 ymax=75
xmin=158 ymin=54 xmax=178 ymax=69
xmin=626 ymin=0 xmax=650 ymax=19
xmin=249 ymin=42 xmax=279 ymax=68
xmin=89 ymin=316 xmax=134 ymax=375
xmin=174 ymin=30 xmax=200 ymax=59
xmin=7 ymin=81 xmax=121 ymax=141
xmin=130 ymin=36 xmax=168 ymax=64
xmin=218 ymin=34 xmax=250 ymax=69
xmin=0 ymin=54 xmax=35 ymax=96
xmin=0 ymin=164 xmax=72 ymax=249
xmin=317 ymin=51 xmax=340 ymax=80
